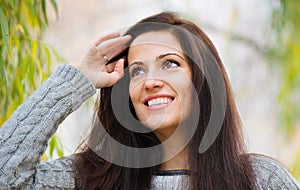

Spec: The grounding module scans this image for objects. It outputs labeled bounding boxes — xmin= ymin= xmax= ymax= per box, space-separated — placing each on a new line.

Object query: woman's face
xmin=128 ymin=31 xmax=193 ymax=139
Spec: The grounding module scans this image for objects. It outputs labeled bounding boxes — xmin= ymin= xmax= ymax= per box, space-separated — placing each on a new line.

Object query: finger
xmin=96 ymin=35 xmax=131 ymax=59
xmin=99 ymin=35 xmax=131 ymax=51
xmin=106 ymin=58 xmax=125 ymax=86
xmin=104 ymin=61 xmax=116 ymax=73
xmin=94 ymin=32 xmax=121 ymax=47
xmin=99 ymin=44 xmax=127 ymax=66
xmin=114 ymin=58 xmax=125 ymax=74
xmin=108 ymin=44 xmax=129 ymax=61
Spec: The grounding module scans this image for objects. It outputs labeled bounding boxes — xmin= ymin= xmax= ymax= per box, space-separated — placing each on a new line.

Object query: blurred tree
xmin=271 ymin=0 xmax=300 ymax=137
xmin=270 ymin=0 xmax=300 ymax=180
xmin=0 ymin=0 xmax=64 ymax=160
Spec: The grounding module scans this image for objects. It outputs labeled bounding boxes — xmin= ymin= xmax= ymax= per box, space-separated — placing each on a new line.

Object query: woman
xmin=0 ymin=12 xmax=299 ymax=190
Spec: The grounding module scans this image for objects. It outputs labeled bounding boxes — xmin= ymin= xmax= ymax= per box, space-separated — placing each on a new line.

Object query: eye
xmin=162 ymin=59 xmax=180 ymax=69
xmin=131 ymin=67 xmax=145 ymax=78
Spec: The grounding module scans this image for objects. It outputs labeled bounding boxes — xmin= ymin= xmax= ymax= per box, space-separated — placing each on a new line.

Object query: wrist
xmin=69 ymin=63 xmax=95 ymax=86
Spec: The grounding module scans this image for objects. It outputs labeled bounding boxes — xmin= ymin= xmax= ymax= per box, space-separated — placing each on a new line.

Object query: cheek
xmin=129 ymin=83 xmax=147 ymax=122
xmin=173 ymin=79 xmax=194 ymax=112
xmin=169 ymin=73 xmax=193 ymax=95
xmin=129 ymin=82 xmax=140 ymax=107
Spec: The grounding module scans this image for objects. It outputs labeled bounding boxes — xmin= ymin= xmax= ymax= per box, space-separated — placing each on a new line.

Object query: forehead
xmin=128 ymin=31 xmax=183 ymax=62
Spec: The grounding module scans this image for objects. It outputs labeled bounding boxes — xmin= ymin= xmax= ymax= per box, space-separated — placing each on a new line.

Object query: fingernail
xmin=123 ymin=35 xmax=132 ymax=39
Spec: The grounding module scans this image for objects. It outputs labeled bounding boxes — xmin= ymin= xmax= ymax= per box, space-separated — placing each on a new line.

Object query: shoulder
xmin=247 ymin=153 xmax=300 ymax=190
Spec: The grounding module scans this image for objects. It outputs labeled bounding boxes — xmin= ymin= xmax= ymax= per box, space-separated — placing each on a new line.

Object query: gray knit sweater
xmin=0 ymin=64 xmax=299 ymax=190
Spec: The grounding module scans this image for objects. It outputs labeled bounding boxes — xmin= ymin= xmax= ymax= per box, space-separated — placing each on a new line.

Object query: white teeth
xmin=147 ymin=97 xmax=172 ymax=107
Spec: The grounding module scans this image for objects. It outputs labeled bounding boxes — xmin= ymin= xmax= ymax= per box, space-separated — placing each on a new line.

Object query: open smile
xmin=143 ymin=94 xmax=175 ymax=110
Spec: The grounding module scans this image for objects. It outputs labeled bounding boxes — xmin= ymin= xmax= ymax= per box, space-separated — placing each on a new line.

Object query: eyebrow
xmin=128 ymin=61 xmax=143 ymax=69
xmin=157 ymin=53 xmax=185 ymax=60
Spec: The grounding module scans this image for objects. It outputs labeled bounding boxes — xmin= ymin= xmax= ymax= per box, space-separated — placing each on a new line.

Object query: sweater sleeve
xmin=250 ymin=154 xmax=300 ymax=190
xmin=0 ymin=64 xmax=96 ymax=189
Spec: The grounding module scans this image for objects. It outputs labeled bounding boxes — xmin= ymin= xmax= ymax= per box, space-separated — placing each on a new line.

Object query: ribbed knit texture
xmin=150 ymin=154 xmax=300 ymax=190
xmin=0 ymin=64 xmax=299 ymax=189
xmin=0 ymin=64 xmax=96 ymax=189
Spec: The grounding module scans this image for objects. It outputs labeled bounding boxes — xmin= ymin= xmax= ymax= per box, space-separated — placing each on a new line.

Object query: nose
xmin=144 ymin=77 xmax=164 ymax=91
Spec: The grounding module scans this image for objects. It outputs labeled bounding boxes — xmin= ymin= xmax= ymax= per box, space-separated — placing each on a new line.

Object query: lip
xmin=143 ymin=94 xmax=175 ymax=111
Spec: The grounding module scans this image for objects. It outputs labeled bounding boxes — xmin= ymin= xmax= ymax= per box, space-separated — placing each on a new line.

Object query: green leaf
xmin=46 ymin=44 xmax=66 ymax=63
xmin=50 ymin=0 xmax=59 ymax=17
xmin=41 ymin=0 xmax=48 ymax=24
xmin=1 ymin=0 xmax=64 ymax=161
xmin=0 ymin=7 xmax=10 ymax=54
xmin=43 ymin=45 xmax=51 ymax=65
xmin=56 ymin=140 xmax=64 ymax=158
xmin=0 ymin=62 xmax=8 ymax=92
xmin=49 ymin=136 xmax=56 ymax=158
xmin=8 ymin=0 xmax=16 ymax=9
xmin=33 ymin=0 xmax=38 ymax=7
xmin=57 ymin=148 xmax=64 ymax=158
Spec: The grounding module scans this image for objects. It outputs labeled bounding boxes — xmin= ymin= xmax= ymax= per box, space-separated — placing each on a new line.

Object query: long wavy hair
xmin=73 ymin=12 xmax=257 ymax=190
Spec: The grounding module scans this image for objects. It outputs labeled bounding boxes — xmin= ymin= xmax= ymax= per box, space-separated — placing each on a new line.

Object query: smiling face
xmin=128 ymin=31 xmax=193 ymax=139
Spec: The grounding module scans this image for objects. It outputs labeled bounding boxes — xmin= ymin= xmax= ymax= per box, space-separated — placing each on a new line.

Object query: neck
xmin=160 ymin=146 xmax=188 ymax=170
xmin=154 ymin=127 xmax=189 ymax=170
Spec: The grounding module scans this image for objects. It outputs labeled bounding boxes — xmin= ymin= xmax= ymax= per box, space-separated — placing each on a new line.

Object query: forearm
xmin=0 ymin=64 xmax=96 ymax=188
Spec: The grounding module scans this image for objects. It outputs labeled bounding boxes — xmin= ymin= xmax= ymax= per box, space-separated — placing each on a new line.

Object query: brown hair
xmin=73 ymin=12 xmax=257 ymax=189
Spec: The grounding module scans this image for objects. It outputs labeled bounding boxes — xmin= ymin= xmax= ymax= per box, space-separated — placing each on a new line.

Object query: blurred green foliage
xmin=0 ymin=0 xmax=64 ymax=160
xmin=270 ymin=0 xmax=300 ymax=135
xmin=293 ymin=149 xmax=300 ymax=181
xmin=270 ymin=0 xmax=300 ymax=180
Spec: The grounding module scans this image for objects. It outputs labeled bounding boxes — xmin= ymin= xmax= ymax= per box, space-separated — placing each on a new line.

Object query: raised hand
xmin=71 ymin=32 xmax=131 ymax=88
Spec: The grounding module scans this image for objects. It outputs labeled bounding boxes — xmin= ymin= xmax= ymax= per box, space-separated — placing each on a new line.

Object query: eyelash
xmin=130 ymin=59 xmax=180 ymax=78
xmin=131 ymin=67 xmax=145 ymax=78
xmin=162 ymin=59 xmax=180 ymax=69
